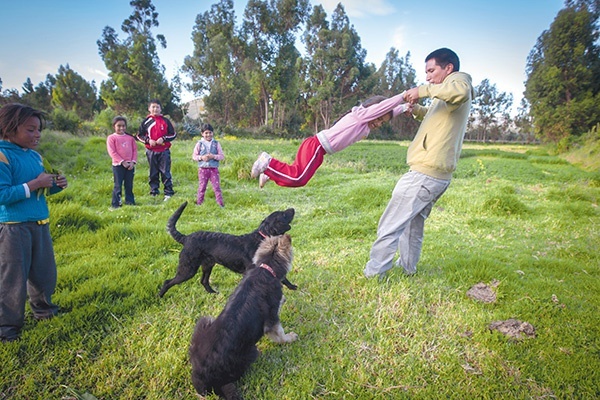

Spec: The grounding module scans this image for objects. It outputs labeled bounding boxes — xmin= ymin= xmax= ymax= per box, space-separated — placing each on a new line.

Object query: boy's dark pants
xmin=146 ymin=149 xmax=174 ymax=196
xmin=0 ymin=223 xmax=58 ymax=340
xmin=112 ymin=165 xmax=135 ymax=207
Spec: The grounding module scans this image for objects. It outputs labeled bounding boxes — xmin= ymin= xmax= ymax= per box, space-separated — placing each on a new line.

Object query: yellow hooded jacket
xmin=408 ymin=71 xmax=474 ymax=180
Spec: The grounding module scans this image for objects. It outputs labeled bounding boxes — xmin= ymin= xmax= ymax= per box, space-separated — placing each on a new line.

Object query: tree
xmin=20 ymin=75 xmax=55 ymax=112
xmin=370 ymin=48 xmax=418 ymax=139
xmin=469 ymin=79 xmax=513 ymax=142
xmin=328 ymin=4 xmax=371 ymax=112
xmin=183 ymin=0 xmax=253 ymax=126
xmin=301 ymin=3 xmax=370 ymax=133
xmin=525 ymin=0 xmax=600 ymax=143
xmin=97 ymin=0 xmax=180 ymax=118
xmin=301 ymin=4 xmax=336 ymax=132
xmin=51 ymin=65 xmax=97 ymax=120
xmin=241 ymin=0 xmax=309 ymax=128
xmin=513 ymin=98 xmax=536 ymax=142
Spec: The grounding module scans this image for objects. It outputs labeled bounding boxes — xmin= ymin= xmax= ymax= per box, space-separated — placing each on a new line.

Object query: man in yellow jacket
xmin=364 ymin=48 xmax=474 ymax=278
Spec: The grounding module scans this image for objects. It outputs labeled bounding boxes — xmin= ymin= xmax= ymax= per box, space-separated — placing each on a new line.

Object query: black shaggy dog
xmin=189 ymin=234 xmax=298 ymax=399
xmin=159 ymin=202 xmax=296 ymax=296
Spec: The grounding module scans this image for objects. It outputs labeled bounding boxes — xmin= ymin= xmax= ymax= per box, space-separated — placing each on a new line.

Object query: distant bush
xmin=51 ymin=108 xmax=81 ymax=134
xmin=93 ymin=108 xmax=119 ymax=134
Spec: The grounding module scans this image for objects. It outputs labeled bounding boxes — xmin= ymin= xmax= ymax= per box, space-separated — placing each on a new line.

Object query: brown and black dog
xmin=159 ymin=202 xmax=296 ymax=296
xmin=189 ymin=234 xmax=298 ymax=399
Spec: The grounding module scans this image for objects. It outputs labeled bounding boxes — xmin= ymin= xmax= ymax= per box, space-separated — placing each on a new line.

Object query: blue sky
xmin=0 ymin=0 xmax=565 ymax=112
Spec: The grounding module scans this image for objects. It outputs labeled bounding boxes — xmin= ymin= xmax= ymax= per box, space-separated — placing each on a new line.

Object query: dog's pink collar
xmin=259 ymin=263 xmax=277 ymax=278
xmin=258 ymin=231 xmax=267 ymax=238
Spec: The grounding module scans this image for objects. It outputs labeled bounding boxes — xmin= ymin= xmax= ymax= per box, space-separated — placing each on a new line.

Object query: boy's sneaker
xmin=259 ymin=173 xmax=270 ymax=189
xmin=251 ymin=152 xmax=271 ymax=178
xmin=164 ymin=195 xmax=171 ymax=202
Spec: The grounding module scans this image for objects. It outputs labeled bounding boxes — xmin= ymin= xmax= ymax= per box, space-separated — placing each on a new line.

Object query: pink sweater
xmin=107 ymin=133 xmax=138 ymax=166
xmin=316 ymin=93 xmax=408 ymax=154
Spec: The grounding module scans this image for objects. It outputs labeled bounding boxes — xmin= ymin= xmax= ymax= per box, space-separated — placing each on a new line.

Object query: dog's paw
xmin=283 ymin=279 xmax=298 ymax=290
xmin=284 ymin=332 xmax=298 ymax=342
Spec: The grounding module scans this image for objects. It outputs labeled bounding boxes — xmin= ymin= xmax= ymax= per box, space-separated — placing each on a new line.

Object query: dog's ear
xmin=277 ymin=234 xmax=293 ymax=259
xmin=283 ymin=233 xmax=292 ymax=244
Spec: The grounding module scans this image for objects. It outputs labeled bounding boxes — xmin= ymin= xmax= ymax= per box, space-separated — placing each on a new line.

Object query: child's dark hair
xmin=361 ymin=95 xmax=387 ymax=108
xmin=201 ymin=123 xmax=214 ymax=132
xmin=0 ymin=103 xmax=46 ymax=139
xmin=149 ymin=98 xmax=162 ymax=107
xmin=426 ymin=48 xmax=460 ymax=71
xmin=112 ymin=116 xmax=127 ymax=127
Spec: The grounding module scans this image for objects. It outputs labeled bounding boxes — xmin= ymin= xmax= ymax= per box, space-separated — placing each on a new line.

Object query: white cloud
xmin=316 ymin=0 xmax=396 ymax=18
xmin=391 ymin=25 xmax=406 ymax=50
xmin=85 ymin=67 xmax=109 ymax=81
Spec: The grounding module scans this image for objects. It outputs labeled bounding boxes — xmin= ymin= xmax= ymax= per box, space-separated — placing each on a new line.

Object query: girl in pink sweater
xmin=251 ymin=94 xmax=409 ymax=188
xmin=107 ymin=116 xmax=138 ymax=208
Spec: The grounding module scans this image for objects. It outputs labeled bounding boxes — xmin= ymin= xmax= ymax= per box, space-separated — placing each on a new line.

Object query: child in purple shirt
xmin=192 ymin=123 xmax=225 ymax=207
xmin=251 ymin=93 xmax=409 ymax=188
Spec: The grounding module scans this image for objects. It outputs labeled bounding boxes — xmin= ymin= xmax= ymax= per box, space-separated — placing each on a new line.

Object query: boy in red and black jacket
xmin=136 ymin=99 xmax=177 ymax=200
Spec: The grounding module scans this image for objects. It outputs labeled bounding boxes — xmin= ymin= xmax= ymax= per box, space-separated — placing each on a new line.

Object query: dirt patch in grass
xmin=489 ymin=319 xmax=536 ymax=340
xmin=466 ymin=281 xmax=499 ymax=303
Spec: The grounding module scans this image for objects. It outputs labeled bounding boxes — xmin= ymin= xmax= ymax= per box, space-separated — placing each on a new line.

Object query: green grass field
xmin=1 ymin=134 xmax=599 ymax=399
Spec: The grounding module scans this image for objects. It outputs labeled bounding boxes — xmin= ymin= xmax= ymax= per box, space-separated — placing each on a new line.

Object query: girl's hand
xmin=55 ymin=174 xmax=68 ymax=189
xmin=29 ymin=172 xmax=57 ymax=191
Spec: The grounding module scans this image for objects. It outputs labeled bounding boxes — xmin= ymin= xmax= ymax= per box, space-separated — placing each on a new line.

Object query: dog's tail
xmin=166 ymin=201 xmax=188 ymax=244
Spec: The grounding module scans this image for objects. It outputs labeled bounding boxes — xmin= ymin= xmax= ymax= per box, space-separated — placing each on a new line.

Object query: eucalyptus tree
xmin=469 ymin=79 xmax=513 ymax=142
xmin=513 ymin=98 xmax=536 ymax=142
xmin=301 ymin=3 xmax=370 ymax=132
xmin=183 ymin=0 xmax=252 ymax=126
xmin=22 ymin=78 xmax=35 ymax=101
xmin=301 ymin=4 xmax=336 ymax=132
xmin=241 ymin=0 xmax=309 ymax=128
xmin=370 ymin=48 xmax=418 ymax=139
xmin=97 ymin=0 xmax=178 ymax=117
xmin=525 ymin=0 xmax=600 ymax=142
xmin=373 ymin=48 xmax=416 ymax=95
xmin=327 ymin=4 xmax=371 ymax=110
xmin=18 ymin=75 xmax=56 ymax=113
xmin=51 ymin=65 xmax=97 ymax=120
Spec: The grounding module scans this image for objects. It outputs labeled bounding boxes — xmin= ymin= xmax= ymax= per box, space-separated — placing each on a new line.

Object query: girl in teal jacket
xmin=0 ymin=103 xmax=68 ymax=342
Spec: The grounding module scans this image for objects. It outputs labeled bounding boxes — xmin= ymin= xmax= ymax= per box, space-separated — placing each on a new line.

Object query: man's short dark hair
xmin=426 ymin=48 xmax=460 ymax=71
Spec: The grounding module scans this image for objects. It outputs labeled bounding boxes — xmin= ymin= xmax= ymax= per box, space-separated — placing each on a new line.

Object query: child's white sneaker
xmin=259 ymin=173 xmax=270 ymax=188
xmin=251 ymin=152 xmax=271 ymax=178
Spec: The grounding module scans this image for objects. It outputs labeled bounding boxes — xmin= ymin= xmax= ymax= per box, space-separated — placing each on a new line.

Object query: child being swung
xmin=0 ymin=103 xmax=68 ymax=342
xmin=251 ymin=94 xmax=410 ymax=188
xmin=192 ymin=123 xmax=225 ymax=207
xmin=106 ymin=116 xmax=137 ymax=208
